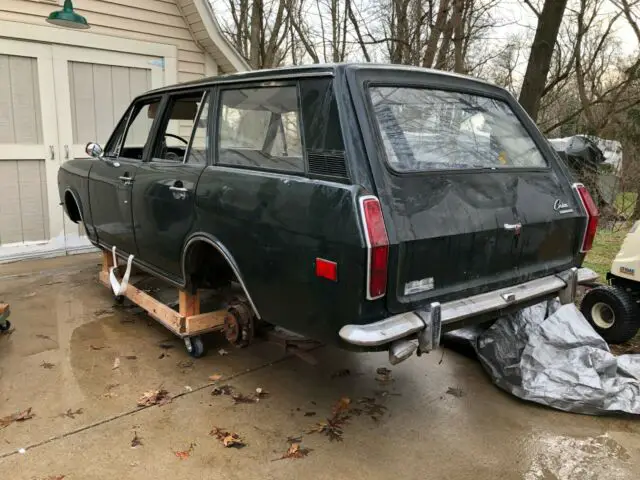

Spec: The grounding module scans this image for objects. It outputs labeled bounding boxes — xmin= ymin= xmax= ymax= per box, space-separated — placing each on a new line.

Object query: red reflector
xmin=360 ymin=196 xmax=389 ymax=300
xmin=316 ymin=258 xmax=338 ymax=281
xmin=574 ymin=183 xmax=599 ymax=252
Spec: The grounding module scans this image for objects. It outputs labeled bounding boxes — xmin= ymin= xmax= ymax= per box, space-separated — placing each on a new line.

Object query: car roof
xmin=144 ymin=63 xmax=494 ymax=96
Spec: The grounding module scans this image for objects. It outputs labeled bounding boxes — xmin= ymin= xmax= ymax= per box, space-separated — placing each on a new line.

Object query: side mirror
xmin=85 ymin=142 xmax=103 ymax=158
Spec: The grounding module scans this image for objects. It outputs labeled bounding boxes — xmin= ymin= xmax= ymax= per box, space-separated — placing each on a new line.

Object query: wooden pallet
xmin=98 ymin=249 xmax=226 ymax=338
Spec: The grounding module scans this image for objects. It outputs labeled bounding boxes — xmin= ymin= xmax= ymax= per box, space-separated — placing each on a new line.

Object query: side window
xmin=119 ymin=99 xmax=161 ymax=160
xmin=186 ymin=93 xmax=210 ymax=165
xmin=104 ymin=115 xmax=128 ymax=158
xmin=218 ymin=86 xmax=304 ymax=172
xmin=152 ymin=92 xmax=207 ymax=163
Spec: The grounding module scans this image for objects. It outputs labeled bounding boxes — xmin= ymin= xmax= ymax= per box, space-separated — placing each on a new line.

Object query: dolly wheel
xmin=580 ymin=285 xmax=640 ymax=344
xmin=0 ymin=320 xmax=11 ymax=332
xmin=184 ymin=336 xmax=206 ymax=358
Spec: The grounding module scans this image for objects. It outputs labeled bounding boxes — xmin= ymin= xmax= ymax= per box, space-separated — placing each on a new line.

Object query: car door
xmin=89 ymin=97 xmax=162 ymax=256
xmin=131 ymin=90 xmax=211 ymax=280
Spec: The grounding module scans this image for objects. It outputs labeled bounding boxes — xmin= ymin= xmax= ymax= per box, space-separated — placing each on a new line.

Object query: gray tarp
xmin=442 ymin=300 xmax=640 ymax=415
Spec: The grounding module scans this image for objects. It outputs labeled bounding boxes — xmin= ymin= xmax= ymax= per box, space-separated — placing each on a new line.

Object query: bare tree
xmin=519 ymin=0 xmax=570 ymax=120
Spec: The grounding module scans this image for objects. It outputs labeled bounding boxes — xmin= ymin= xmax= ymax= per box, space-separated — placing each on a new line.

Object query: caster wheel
xmin=0 ymin=320 xmax=11 ymax=332
xmin=580 ymin=285 xmax=640 ymax=344
xmin=184 ymin=336 xmax=206 ymax=358
xmin=114 ymin=295 xmax=125 ymax=305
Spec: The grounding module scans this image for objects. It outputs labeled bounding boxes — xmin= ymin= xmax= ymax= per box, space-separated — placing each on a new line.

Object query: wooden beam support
xmin=179 ymin=290 xmax=200 ymax=317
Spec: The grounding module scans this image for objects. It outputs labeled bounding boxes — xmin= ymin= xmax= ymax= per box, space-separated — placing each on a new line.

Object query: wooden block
xmin=101 ymin=249 xmax=114 ymax=275
xmin=0 ymin=303 xmax=9 ymax=315
xmin=185 ymin=310 xmax=227 ymax=335
xmin=179 ymin=290 xmax=200 ymax=317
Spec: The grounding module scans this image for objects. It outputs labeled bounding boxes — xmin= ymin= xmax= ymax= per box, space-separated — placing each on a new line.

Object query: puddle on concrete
xmin=524 ymin=433 xmax=631 ymax=480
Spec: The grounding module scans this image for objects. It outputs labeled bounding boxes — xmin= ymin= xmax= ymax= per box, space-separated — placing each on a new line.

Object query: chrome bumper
xmin=339 ymin=267 xmax=598 ymax=352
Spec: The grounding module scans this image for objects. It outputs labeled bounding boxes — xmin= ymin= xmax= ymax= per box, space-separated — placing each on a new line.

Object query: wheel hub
xmin=222 ymin=301 xmax=254 ymax=347
xmin=591 ymin=302 xmax=615 ymax=329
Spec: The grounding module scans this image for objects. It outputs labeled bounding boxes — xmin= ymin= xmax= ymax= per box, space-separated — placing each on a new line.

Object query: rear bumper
xmin=339 ymin=267 xmax=598 ymax=349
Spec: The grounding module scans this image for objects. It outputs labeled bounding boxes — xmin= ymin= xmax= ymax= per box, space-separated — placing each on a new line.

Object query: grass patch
xmin=614 ymin=191 xmax=637 ymax=218
xmin=583 ymin=225 xmax=630 ymax=280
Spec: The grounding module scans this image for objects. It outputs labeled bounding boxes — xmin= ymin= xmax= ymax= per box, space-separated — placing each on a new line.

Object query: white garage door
xmin=0 ymin=39 xmax=163 ymax=260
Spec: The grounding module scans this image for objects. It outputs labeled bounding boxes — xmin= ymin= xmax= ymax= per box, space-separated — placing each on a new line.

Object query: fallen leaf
xmin=307 ymin=415 xmax=348 ymax=442
xmin=177 ymin=360 xmax=194 ymax=369
xmin=358 ymin=397 xmax=387 ymax=421
xmin=125 ymin=355 xmax=137 ymax=360
xmin=60 ymin=408 xmax=83 ymax=419
xmin=332 ymin=397 xmax=351 ymax=415
xmin=375 ymin=367 xmax=393 ymax=383
xmin=90 ymin=344 xmax=105 ymax=350
xmin=232 ymin=393 xmax=257 ymax=404
xmin=35 ymin=334 xmax=53 ymax=341
xmin=40 ymin=361 xmax=55 ymax=369
xmin=304 ymin=411 xmax=316 ymax=417
xmin=131 ymin=431 xmax=143 ymax=448
xmin=158 ymin=342 xmax=174 ymax=350
xmin=218 ymin=348 xmax=229 ymax=356
xmin=210 ymin=427 xmax=245 ymax=448
xmin=0 ymin=408 xmax=35 ymax=429
xmin=137 ymin=389 xmax=171 ymax=407
xmin=174 ymin=450 xmax=190 ymax=460
xmin=330 ymin=368 xmax=351 ymax=379
xmin=278 ymin=442 xmax=311 ymax=460
xmin=446 ymin=387 xmax=465 ymax=398
xmin=211 ymin=385 xmax=234 ymax=396
xmin=158 ymin=353 xmax=167 ymax=359
xmin=112 ymin=357 xmax=120 ymax=370
xmin=208 ymin=374 xmax=223 ymax=382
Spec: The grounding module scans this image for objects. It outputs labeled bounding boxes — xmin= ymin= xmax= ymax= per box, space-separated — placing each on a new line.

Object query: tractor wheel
xmin=580 ymin=285 xmax=640 ymax=344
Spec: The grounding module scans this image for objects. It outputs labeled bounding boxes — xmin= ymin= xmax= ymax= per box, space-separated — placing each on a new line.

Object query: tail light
xmin=359 ymin=195 xmax=389 ymax=300
xmin=573 ymin=183 xmax=599 ymax=252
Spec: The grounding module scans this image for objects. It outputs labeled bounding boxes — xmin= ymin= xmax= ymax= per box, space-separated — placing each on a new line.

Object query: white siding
xmin=0 ymin=0 xmax=214 ymax=83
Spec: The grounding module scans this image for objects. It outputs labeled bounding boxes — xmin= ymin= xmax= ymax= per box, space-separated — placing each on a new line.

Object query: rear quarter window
xmin=369 ymin=86 xmax=547 ymax=172
xmin=217 ymin=86 xmax=304 ymax=173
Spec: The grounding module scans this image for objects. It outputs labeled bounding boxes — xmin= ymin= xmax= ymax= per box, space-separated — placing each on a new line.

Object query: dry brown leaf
xmin=332 ymin=396 xmax=351 ymax=415
xmin=89 ymin=344 xmax=104 ymax=350
xmin=232 ymin=393 xmax=257 ymax=404
xmin=0 ymin=407 xmax=35 ymax=429
xmin=279 ymin=442 xmax=311 ymax=460
xmin=208 ymin=374 xmax=223 ymax=382
xmin=112 ymin=357 xmax=120 ymax=370
xmin=40 ymin=361 xmax=55 ymax=369
xmin=304 ymin=411 xmax=316 ymax=417
xmin=210 ymin=427 xmax=246 ymax=448
xmin=446 ymin=387 xmax=465 ymax=398
xmin=174 ymin=450 xmax=190 ymax=460
xmin=42 ymin=476 xmax=65 ymax=480
xmin=375 ymin=367 xmax=393 ymax=383
xmin=124 ymin=355 xmax=137 ymax=360
xmin=211 ymin=385 xmax=234 ymax=396
xmin=137 ymin=389 xmax=171 ymax=407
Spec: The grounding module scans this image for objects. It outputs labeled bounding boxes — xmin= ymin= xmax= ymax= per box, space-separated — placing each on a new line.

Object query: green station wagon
xmin=59 ymin=64 xmax=599 ymax=364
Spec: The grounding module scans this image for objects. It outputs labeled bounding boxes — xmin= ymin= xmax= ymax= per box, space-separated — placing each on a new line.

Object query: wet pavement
xmin=0 ymin=253 xmax=638 ymax=479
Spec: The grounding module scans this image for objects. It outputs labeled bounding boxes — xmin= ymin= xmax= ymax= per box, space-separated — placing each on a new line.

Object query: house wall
xmin=0 ymin=0 xmax=217 ymax=84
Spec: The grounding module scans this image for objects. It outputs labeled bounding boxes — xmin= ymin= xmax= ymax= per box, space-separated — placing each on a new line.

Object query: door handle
xmin=118 ymin=175 xmax=134 ymax=184
xmin=169 ymin=185 xmax=187 ymax=200
xmin=64 ymin=144 xmax=69 ymax=160
xmin=169 ymin=186 xmax=187 ymax=192
xmin=504 ymin=223 xmax=522 ymax=234
xmin=49 ymin=145 xmax=55 ymax=160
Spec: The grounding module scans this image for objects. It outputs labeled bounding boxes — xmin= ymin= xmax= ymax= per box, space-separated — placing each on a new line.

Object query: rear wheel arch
xmin=181 ymin=235 xmax=261 ymax=319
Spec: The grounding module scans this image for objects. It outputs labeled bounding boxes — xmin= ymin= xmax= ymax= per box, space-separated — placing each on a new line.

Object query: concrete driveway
xmin=0 ymin=254 xmax=638 ymax=480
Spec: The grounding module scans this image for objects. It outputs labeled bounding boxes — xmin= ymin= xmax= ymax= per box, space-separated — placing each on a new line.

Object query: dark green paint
xmin=58 ymin=64 xmax=586 ymax=347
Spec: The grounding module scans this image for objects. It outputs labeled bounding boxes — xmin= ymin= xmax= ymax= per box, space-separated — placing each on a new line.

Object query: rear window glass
xmin=369 ymin=87 xmax=547 ymax=171
xmin=217 ymin=86 xmax=303 ymax=172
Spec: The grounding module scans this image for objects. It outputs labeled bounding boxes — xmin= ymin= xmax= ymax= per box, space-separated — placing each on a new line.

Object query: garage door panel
xmin=17 ymin=160 xmax=48 ymax=242
xmin=0 ymin=54 xmax=43 ymax=145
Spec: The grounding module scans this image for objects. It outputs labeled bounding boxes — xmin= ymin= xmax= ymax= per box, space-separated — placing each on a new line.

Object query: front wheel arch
xmin=64 ymin=190 xmax=82 ymax=224
xmin=181 ymin=235 xmax=261 ymax=319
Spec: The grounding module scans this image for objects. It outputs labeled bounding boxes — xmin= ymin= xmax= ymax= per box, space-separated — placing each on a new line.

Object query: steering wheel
xmin=164 ymin=133 xmax=189 ymax=145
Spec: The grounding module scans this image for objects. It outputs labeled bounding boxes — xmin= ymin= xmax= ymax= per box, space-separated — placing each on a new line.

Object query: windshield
xmin=369 ymin=86 xmax=547 ymax=172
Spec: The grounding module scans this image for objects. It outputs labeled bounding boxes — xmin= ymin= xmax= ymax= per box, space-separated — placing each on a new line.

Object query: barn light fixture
xmin=46 ymin=0 xmax=90 ymax=29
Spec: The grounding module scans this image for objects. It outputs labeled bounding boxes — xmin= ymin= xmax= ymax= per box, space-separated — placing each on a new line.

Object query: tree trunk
xmin=423 ymin=0 xmax=450 ymax=68
xmin=249 ymin=0 xmax=262 ymax=68
xmin=518 ymin=0 xmax=568 ymax=121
